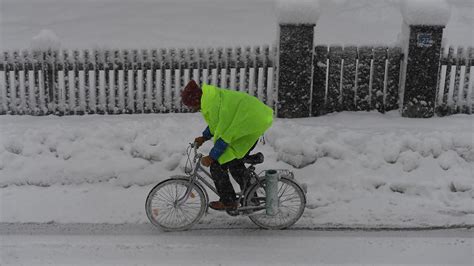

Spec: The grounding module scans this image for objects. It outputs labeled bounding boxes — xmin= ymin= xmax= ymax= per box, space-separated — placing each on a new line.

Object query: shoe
xmin=209 ymin=201 xmax=239 ymax=211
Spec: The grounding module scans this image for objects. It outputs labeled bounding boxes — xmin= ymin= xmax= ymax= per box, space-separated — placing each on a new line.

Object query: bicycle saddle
xmin=243 ymin=152 xmax=264 ymax=164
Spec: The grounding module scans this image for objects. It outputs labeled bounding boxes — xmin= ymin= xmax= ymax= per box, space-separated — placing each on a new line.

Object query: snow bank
xmin=0 ymin=112 xmax=473 ymax=227
xmin=0 ymin=115 xmax=198 ymax=187
xmin=266 ymin=115 xmax=473 ymax=170
xmin=400 ymin=0 xmax=451 ymax=26
xmin=276 ymin=0 xmax=321 ymax=24
xmin=30 ymin=29 xmax=61 ymax=51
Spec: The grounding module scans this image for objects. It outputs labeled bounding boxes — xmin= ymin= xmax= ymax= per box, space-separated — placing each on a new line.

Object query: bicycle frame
xmin=176 ymin=144 xmax=218 ymax=205
xmin=188 ymin=159 xmax=219 ymax=196
xmin=177 ymin=143 xmax=263 ymax=211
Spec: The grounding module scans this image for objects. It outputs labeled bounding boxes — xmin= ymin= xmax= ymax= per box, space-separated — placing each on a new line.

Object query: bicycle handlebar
xmin=189 ymin=142 xmax=203 ymax=163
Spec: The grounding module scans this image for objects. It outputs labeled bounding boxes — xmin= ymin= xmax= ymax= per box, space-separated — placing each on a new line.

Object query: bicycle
xmin=145 ymin=143 xmax=307 ymax=231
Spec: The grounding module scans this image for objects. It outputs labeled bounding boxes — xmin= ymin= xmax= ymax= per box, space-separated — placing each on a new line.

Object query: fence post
xmin=400 ymin=1 xmax=450 ymax=118
xmin=30 ymin=30 xmax=61 ymax=114
xmin=275 ymin=1 xmax=320 ymax=118
xmin=277 ymin=24 xmax=315 ymax=118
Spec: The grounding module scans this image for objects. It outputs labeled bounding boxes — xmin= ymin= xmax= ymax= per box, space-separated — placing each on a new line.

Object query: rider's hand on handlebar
xmin=201 ymin=155 xmax=214 ymax=167
xmin=194 ymin=136 xmax=207 ymax=148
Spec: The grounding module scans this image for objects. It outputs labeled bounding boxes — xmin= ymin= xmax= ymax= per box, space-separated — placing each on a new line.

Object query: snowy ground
xmin=1 ymin=1 xmax=473 ymax=265
xmin=1 ymin=224 xmax=472 ymax=265
xmin=1 ymin=0 xmax=473 ymax=50
xmin=1 ymin=112 xmax=473 ymax=228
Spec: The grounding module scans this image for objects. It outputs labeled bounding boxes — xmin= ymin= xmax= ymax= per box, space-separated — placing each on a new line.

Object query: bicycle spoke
xmin=179 ymin=207 xmax=195 ymax=222
xmin=180 ymin=204 xmax=201 ymax=212
xmin=278 ymin=183 xmax=290 ymax=198
xmin=173 ymin=208 xmax=184 ymax=224
xmin=174 ymin=186 xmax=181 ymax=202
xmin=162 ymin=185 xmax=177 ymax=202
xmin=279 ymin=195 xmax=300 ymax=204
xmin=175 ymin=205 xmax=190 ymax=226
xmin=182 ymin=202 xmax=202 ymax=205
xmin=179 ymin=205 xmax=196 ymax=224
xmin=163 ymin=210 xmax=173 ymax=225
xmin=153 ymin=192 xmax=174 ymax=204
xmin=158 ymin=206 xmax=174 ymax=225
xmin=280 ymin=187 xmax=296 ymax=200
xmin=280 ymin=205 xmax=299 ymax=214
xmin=170 ymin=207 xmax=180 ymax=225
xmin=151 ymin=202 xmax=170 ymax=209
xmin=277 ymin=182 xmax=284 ymax=195
xmin=154 ymin=189 xmax=172 ymax=203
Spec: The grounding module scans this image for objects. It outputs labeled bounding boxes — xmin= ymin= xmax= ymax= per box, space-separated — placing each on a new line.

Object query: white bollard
xmin=265 ymin=169 xmax=279 ymax=216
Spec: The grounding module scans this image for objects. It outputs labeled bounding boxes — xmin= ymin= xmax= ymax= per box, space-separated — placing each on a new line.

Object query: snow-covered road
xmin=1 ymin=224 xmax=472 ymax=265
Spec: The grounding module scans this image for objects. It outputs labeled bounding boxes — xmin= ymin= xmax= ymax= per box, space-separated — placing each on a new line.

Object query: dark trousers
xmin=210 ymin=142 xmax=257 ymax=204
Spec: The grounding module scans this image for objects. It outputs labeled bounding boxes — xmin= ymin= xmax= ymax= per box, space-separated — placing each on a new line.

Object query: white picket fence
xmin=1 ymin=45 xmax=472 ymax=116
xmin=0 ymin=46 xmax=277 ymax=115
xmin=436 ymin=46 xmax=474 ymax=115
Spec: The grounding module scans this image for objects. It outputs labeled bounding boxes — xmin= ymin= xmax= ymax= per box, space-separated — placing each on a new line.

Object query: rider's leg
xmin=209 ymin=162 xmax=237 ymax=204
xmin=227 ymin=160 xmax=248 ymax=191
xmin=208 ymin=141 xmax=258 ymax=208
xmin=227 ymin=141 xmax=257 ymax=190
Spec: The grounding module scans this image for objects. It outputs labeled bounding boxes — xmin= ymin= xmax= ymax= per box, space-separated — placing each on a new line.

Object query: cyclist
xmin=180 ymin=79 xmax=273 ymax=210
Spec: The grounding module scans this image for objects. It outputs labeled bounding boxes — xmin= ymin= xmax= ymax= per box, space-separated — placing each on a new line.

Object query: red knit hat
xmin=181 ymin=80 xmax=202 ymax=107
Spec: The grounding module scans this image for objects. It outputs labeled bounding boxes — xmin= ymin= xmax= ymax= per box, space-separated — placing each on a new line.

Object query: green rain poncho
xmin=200 ymin=83 xmax=273 ymax=164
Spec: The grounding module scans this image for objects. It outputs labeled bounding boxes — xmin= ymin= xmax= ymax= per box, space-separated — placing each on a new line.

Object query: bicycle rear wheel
xmin=146 ymin=178 xmax=207 ymax=231
xmin=245 ymin=177 xmax=306 ymax=229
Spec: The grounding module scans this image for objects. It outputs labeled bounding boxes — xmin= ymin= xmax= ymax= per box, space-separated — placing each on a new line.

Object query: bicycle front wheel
xmin=245 ymin=177 xmax=306 ymax=229
xmin=145 ymin=178 xmax=207 ymax=231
